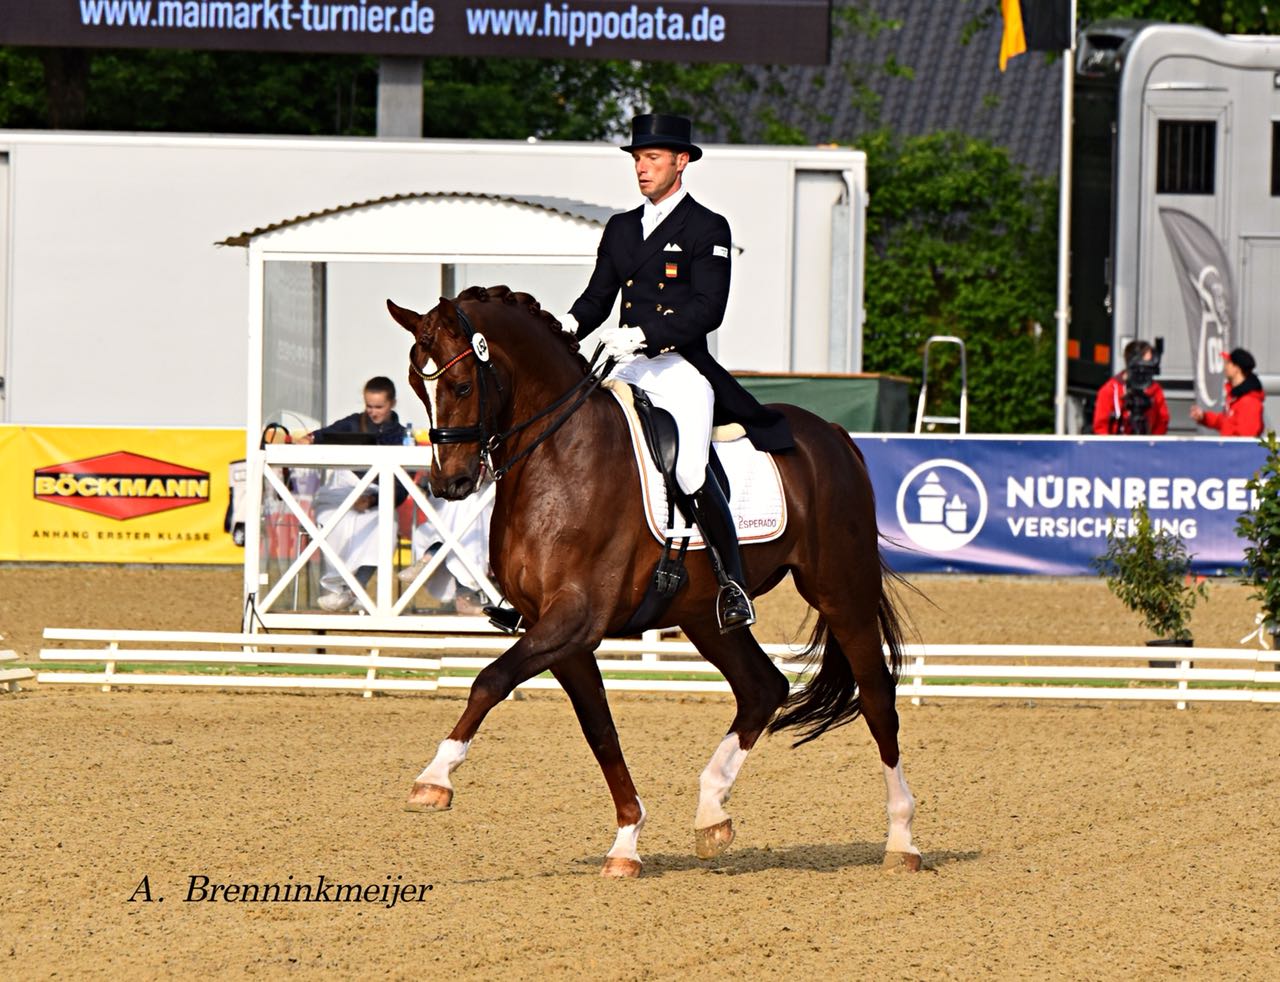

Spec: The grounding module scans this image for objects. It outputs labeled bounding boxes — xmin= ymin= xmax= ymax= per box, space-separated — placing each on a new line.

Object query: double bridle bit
xmin=408 ymin=303 xmax=610 ymax=481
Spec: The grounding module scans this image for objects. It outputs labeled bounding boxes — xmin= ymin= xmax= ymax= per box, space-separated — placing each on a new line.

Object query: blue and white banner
xmin=855 ymin=436 xmax=1267 ymax=575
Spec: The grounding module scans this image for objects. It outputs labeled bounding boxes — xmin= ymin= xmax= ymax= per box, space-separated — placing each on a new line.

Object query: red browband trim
xmin=415 ymin=348 xmax=474 ymax=382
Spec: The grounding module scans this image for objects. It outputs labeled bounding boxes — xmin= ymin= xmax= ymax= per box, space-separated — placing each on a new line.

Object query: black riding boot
xmin=687 ymin=479 xmax=756 ymax=633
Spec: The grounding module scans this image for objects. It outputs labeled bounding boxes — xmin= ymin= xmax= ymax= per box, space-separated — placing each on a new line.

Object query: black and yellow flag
xmin=1000 ymin=0 xmax=1072 ymax=70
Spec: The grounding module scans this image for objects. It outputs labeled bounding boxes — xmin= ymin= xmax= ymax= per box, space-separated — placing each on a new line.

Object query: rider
xmin=560 ymin=113 xmax=794 ymax=631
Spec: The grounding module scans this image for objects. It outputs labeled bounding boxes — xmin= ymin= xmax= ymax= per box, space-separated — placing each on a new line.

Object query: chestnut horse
xmin=388 ymin=286 xmax=921 ymax=877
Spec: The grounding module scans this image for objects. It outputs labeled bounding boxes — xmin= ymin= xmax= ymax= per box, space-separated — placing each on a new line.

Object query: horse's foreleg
xmin=406 ymin=737 xmax=469 ymax=811
xmin=550 ymin=653 xmax=646 ymax=878
xmin=406 ymin=608 xmax=597 ymax=813
xmin=682 ymin=620 xmax=791 ymax=859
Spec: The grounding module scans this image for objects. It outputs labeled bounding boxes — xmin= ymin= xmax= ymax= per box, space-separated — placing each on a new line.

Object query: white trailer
xmin=1069 ymin=21 xmax=1280 ymax=427
xmin=0 ymin=131 xmax=867 ymax=431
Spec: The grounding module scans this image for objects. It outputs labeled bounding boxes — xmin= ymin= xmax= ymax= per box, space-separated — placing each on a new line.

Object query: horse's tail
xmin=768 ymin=556 xmax=910 ymax=747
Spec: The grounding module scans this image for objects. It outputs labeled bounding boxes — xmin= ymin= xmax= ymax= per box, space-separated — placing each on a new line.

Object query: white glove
xmin=599 ymin=325 xmax=647 ymax=361
xmin=556 ymin=312 xmax=580 ymax=335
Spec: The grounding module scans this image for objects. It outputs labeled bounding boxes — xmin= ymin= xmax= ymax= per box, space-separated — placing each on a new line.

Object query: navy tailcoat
xmin=568 ymin=194 xmax=794 ymax=453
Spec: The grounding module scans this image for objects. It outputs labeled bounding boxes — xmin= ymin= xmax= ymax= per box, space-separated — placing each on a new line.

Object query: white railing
xmin=246 ymin=444 xmax=501 ymax=633
xmin=36 ymin=629 xmax=1280 ymax=707
xmin=1 ymin=649 xmax=35 ymax=693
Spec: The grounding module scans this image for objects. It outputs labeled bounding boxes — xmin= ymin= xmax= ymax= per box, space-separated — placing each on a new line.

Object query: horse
xmin=387 ymin=286 xmax=921 ymax=877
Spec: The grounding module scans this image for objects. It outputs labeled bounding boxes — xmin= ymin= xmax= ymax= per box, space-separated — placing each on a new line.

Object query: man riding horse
xmin=561 ymin=112 xmax=794 ymax=631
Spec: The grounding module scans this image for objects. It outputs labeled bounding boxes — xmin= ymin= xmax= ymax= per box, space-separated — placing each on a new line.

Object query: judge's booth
xmin=231 ymin=192 xmax=612 ymax=633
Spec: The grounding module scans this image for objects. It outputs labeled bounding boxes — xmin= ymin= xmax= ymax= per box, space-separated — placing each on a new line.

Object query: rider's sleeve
xmin=632 ymin=210 xmax=731 ymax=355
xmin=568 ymin=215 xmax=626 ymax=336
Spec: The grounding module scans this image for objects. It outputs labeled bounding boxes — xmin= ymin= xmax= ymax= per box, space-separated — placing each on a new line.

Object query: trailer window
xmin=1273 ymin=122 xmax=1280 ymax=196
xmin=1156 ymin=120 xmax=1215 ymax=195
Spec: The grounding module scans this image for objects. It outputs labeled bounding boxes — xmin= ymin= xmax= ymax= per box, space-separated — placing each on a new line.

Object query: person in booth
xmin=1092 ymin=339 xmax=1170 ymax=435
xmin=1190 ymin=347 xmax=1266 ymax=437
xmin=398 ymin=478 xmax=495 ymax=616
xmin=298 ymin=376 xmax=406 ymax=612
xmin=551 ymin=112 xmax=795 ymax=632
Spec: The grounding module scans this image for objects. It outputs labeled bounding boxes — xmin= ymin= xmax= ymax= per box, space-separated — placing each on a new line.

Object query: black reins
xmin=411 ymin=303 xmax=611 ymax=481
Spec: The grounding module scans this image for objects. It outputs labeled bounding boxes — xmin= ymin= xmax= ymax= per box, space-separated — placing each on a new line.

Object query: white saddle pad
xmin=607 ymin=384 xmax=787 ymax=549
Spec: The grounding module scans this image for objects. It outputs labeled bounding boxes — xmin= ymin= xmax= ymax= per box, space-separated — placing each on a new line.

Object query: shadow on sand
xmin=574 ymin=841 xmax=982 ymax=877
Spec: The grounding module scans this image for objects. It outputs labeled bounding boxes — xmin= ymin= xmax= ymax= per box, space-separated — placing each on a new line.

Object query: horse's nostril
xmin=446 ymin=477 xmax=475 ymax=499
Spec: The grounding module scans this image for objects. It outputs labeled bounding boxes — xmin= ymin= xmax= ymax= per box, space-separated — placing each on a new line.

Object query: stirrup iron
xmin=715 ymin=579 xmax=756 ymax=633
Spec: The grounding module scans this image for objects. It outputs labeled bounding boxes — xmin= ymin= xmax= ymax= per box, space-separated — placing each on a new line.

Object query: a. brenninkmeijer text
xmin=185 ymin=873 xmax=430 ymax=908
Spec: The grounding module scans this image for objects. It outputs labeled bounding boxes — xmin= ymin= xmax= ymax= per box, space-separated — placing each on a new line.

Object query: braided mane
xmin=456 ymin=285 xmax=585 ymax=367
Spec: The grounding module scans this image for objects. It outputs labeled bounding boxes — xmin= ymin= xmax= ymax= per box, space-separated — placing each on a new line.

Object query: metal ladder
xmin=913 ymin=335 xmax=968 ymax=434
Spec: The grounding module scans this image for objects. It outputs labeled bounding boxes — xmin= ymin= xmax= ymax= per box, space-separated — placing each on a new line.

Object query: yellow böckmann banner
xmin=1 ymin=425 xmax=246 ymax=564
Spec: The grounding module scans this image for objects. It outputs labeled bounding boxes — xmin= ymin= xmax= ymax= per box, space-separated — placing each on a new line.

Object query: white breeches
xmin=410 ymin=493 xmax=493 ymax=602
xmin=313 ymin=470 xmax=382 ymax=592
xmin=609 ymin=351 xmax=714 ymax=495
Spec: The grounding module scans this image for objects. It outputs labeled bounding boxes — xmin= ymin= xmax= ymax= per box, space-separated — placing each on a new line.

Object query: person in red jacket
xmin=1092 ymin=340 xmax=1170 ymax=435
xmin=1191 ymin=347 xmax=1266 ymax=436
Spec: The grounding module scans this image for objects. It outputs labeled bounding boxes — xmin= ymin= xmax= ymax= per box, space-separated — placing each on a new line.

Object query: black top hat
xmin=620 ymin=113 xmax=703 ymax=161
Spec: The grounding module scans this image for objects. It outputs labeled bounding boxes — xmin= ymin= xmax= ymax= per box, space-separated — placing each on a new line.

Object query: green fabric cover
xmin=733 ymin=374 xmax=912 ymax=433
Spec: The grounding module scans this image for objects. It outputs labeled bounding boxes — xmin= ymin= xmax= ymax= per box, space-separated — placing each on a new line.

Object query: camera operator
xmin=1092 ymin=339 xmax=1170 ymax=435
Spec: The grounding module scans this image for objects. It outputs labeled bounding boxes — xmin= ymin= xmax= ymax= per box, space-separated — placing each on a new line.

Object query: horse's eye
xmin=456 ymin=382 xmax=473 ymax=398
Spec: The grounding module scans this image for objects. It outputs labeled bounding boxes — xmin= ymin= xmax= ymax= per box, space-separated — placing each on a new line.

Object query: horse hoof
xmin=695 ymin=819 xmax=735 ymax=859
xmin=404 ymin=782 xmax=453 ymax=812
xmin=882 ymin=850 xmax=923 ymax=873
xmin=601 ymin=856 xmax=643 ymax=878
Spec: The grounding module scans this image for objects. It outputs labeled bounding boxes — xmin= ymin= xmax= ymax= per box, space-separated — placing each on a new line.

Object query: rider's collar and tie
xmin=641 ymin=185 xmax=687 ymax=240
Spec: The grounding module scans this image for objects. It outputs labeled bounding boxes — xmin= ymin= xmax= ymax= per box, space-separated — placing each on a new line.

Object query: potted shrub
xmin=1094 ymin=501 xmax=1207 ymax=664
xmin=1235 ymin=431 xmax=1280 ymax=657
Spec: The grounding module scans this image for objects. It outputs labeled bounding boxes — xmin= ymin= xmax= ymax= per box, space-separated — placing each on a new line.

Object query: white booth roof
xmin=222 ymin=191 xmax=614 ymax=257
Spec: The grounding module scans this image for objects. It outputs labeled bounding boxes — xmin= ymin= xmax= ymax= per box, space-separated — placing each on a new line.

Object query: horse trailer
xmin=1069 ymin=20 xmax=1280 ymax=429
xmin=0 ymin=131 xmax=867 ymax=433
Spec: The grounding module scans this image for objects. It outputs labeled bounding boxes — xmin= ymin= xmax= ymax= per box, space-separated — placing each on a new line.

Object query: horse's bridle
xmin=411 ymin=304 xmax=503 ymax=452
xmin=409 ymin=303 xmax=610 ymax=480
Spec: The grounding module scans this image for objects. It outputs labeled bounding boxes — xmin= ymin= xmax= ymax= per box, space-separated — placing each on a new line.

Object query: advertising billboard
xmin=858 ymin=436 xmax=1266 ymax=576
xmin=1 ymin=425 xmax=245 ymax=564
xmin=0 ymin=1 xmax=832 ymax=64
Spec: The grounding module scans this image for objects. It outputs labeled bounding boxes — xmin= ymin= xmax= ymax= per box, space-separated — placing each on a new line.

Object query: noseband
xmin=408 ymin=303 xmax=610 ymax=480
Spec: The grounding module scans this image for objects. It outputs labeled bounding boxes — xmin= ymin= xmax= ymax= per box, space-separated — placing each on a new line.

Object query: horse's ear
xmin=386 ymin=299 xmax=422 ymax=336
xmin=433 ymin=298 xmax=463 ymax=338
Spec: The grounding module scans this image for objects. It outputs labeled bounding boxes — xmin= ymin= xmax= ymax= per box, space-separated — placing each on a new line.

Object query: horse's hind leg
xmin=549 ymin=652 xmax=646 ymax=878
xmin=849 ymin=630 xmax=920 ymax=871
xmin=682 ymin=618 xmax=791 ymax=859
xmin=791 ymin=572 xmax=921 ymax=871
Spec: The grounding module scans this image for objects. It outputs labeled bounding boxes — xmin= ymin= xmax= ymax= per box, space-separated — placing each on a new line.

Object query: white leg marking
xmin=695 ymin=733 xmax=749 ymax=829
xmin=426 ymin=377 xmax=441 ymax=471
xmin=606 ymin=798 xmax=647 ymax=862
xmin=883 ymin=760 xmax=919 ymax=855
xmin=416 ymin=738 xmax=470 ymax=790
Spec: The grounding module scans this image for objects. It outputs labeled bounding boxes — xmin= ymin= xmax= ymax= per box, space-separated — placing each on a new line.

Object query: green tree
xmin=0 ymin=49 xmax=46 ymax=128
xmin=861 ymin=130 xmax=1059 ymax=432
xmin=1077 ymin=1 xmax=1280 ymax=33
xmin=1095 ymin=500 xmax=1207 ymax=641
xmin=1236 ymin=432 xmax=1280 ymax=633
xmin=0 ymin=47 xmax=687 ymax=137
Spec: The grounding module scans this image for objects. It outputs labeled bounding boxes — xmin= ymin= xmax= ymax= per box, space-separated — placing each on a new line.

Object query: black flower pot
xmin=1146 ymin=637 xmax=1193 ymax=670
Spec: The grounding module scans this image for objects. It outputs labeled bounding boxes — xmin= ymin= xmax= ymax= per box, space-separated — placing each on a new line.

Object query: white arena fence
xmin=1 ymin=648 xmax=36 ymax=693
xmin=36 ymin=629 xmax=1280 ymax=708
